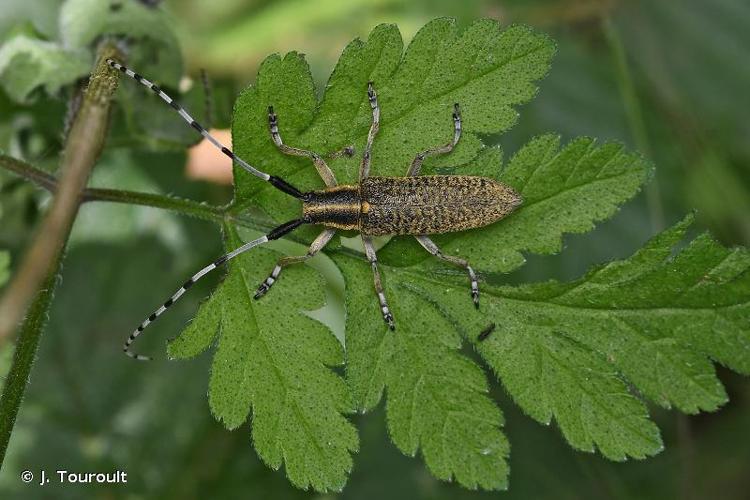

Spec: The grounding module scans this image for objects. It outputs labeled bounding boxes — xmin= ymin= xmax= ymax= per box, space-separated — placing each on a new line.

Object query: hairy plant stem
xmin=0 ymin=44 xmax=121 ymax=468
xmin=81 ymin=188 xmax=225 ymax=222
xmin=0 ymin=248 xmax=64 ymax=464
xmin=0 ymin=45 xmax=121 ymax=344
xmin=0 ymin=155 xmax=58 ymax=192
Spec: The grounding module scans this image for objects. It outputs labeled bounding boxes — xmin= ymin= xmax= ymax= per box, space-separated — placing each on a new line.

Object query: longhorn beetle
xmin=108 ymin=58 xmax=522 ymax=361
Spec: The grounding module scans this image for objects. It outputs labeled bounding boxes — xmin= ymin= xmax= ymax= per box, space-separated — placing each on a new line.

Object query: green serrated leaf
xmin=223 ymin=17 xmax=660 ymax=491
xmin=437 ymin=134 xmax=653 ymax=271
xmin=230 ymin=18 xmax=555 ymax=220
xmin=344 ymin=214 xmax=750 ymax=465
xmin=0 ymin=34 xmax=89 ymax=102
xmin=231 ymin=50 xmax=321 ymax=224
xmin=168 ymin=224 xmax=357 ymax=492
xmin=336 ymin=252 xmax=510 ymax=490
xmin=407 ymin=215 xmax=748 ymax=458
xmin=173 ymin=17 xmax=750 ymax=493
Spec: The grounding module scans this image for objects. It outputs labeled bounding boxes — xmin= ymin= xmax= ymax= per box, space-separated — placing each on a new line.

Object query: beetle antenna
xmin=124 ymin=218 xmax=306 ymax=361
xmin=107 ymin=59 xmax=306 ymax=200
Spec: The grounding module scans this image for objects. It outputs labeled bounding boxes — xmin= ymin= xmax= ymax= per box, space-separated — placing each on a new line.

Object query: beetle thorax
xmin=302 ymin=184 xmax=362 ymax=231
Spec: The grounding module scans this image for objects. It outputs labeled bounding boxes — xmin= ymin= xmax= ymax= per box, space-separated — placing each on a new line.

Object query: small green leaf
xmin=60 ymin=0 xmax=179 ymax=65
xmin=60 ymin=0 xmax=188 ymax=150
xmin=0 ymin=35 xmax=89 ymax=102
xmin=169 ymin=225 xmax=357 ymax=492
xmin=0 ymin=0 xmax=61 ymax=40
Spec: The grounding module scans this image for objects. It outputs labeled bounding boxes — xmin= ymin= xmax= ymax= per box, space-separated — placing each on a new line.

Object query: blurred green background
xmin=0 ymin=0 xmax=749 ymax=498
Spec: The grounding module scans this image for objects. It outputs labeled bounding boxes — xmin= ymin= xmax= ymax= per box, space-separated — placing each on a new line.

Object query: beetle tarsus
xmin=384 ymin=311 xmax=395 ymax=330
xmin=254 ymin=282 xmax=272 ymax=300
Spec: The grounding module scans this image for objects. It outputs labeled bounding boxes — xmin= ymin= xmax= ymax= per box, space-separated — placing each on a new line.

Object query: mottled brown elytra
xmin=109 ymin=59 xmax=522 ymax=360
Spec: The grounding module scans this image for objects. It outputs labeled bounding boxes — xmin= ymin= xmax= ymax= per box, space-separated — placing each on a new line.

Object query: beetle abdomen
xmin=360 ymin=175 xmax=522 ymax=236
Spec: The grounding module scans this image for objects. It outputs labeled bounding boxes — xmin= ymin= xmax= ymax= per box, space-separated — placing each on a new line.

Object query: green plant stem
xmin=0 ymin=45 xmax=121 ymax=345
xmin=0 ymin=152 xmax=313 ymax=250
xmin=81 ymin=188 xmax=225 ymax=222
xmin=0 ymin=43 xmax=122 ymax=470
xmin=0 ymin=152 xmax=333 ymax=261
xmin=0 ymin=247 xmax=64 ymax=464
xmin=0 ymin=155 xmax=57 ymax=192
xmin=602 ymin=16 xmax=665 ymax=231
xmin=0 ymin=154 xmax=225 ymax=223
xmin=0 ymin=152 xmax=319 ymax=250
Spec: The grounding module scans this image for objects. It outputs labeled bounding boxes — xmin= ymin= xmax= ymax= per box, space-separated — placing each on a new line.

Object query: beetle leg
xmin=407 ymin=103 xmax=462 ymax=176
xmin=362 ymin=236 xmax=395 ymax=330
xmin=414 ymin=235 xmax=479 ymax=308
xmin=359 ymin=81 xmax=380 ymax=181
xmin=254 ymin=229 xmax=336 ymax=299
xmin=268 ymin=106 xmax=340 ymax=187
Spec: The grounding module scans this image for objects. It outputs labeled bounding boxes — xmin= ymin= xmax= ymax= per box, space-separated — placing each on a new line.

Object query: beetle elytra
xmin=107 ymin=59 xmax=522 ymax=360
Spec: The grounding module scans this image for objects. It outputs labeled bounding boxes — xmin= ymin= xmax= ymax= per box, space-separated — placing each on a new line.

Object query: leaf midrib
xmin=513 ymin=158 xmax=644 ymax=211
xmin=221 ymin=216 xmax=748 ymax=314
xmin=404 ymin=268 xmax=750 ymax=313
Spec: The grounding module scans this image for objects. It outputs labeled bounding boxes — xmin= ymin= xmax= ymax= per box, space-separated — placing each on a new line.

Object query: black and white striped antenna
xmin=109 ymin=59 xmax=310 ymax=360
xmin=107 ymin=58 xmax=306 ymax=199
xmin=124 ymin=219 xmax=306 ymax=360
